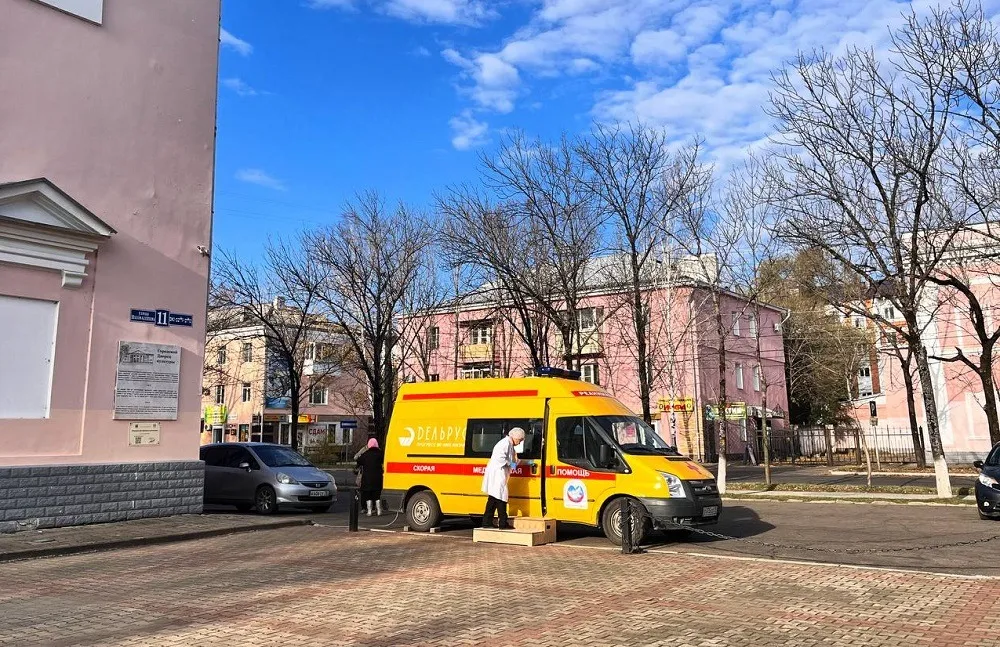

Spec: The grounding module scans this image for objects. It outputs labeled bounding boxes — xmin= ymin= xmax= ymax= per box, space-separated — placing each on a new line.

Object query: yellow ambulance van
xmin=382 ymin=368 xmax=721 ymax=545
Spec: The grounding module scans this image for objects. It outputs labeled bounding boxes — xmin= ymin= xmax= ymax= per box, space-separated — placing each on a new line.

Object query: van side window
xmin=986 ymin=445 xmax=1000 ymax=467
xmin=465 ymin=418 xmax=542 ymax=459
xmin=556 ymin=417 xmax=624 ymax=472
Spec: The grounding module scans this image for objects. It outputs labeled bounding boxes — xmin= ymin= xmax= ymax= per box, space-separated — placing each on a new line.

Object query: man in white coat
xmin=481 ymin=427 xmax=525 ymax=529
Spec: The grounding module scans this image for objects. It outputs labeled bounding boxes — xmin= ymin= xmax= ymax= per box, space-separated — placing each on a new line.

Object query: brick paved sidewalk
xmin=2 ymin=525 xmax=998 ymax=646
xmin=0 ymin=514 xmax=309 ymax=562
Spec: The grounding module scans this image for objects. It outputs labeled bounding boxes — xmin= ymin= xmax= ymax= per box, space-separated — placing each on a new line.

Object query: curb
xmin=723 ymin=493 xmax=977 ymax=506
xmin=0 ymin=518 xmax=313 ymax=564
xmin=829 ymin=470 xmax=978 ymax=477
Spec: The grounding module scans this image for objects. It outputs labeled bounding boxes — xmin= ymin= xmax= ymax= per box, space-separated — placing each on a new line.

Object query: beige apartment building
xmin=199 ymin=319 xmax=371 ymax=453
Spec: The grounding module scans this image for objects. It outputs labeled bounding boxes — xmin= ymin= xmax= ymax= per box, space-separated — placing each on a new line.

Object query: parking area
xmin=213 ymin=497 xmax=1000 ymax=576
xmin=2 ymin=520 xmax=999 ymax=646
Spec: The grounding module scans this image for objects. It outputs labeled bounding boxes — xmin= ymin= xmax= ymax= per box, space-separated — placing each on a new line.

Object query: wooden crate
xmin=512 ymin=517 xmax=557 ymax=544
xmin=472 ymin=527 xmax=548 ymax=546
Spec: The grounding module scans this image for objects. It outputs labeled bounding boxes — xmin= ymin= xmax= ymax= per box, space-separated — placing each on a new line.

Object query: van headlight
xmin=658 ymin=472 xmax=687 ymax=498
xmin=276 ymin=472 xmax=298 ymax=485
xmin=979 ymin=473 xmax=998 ymax=488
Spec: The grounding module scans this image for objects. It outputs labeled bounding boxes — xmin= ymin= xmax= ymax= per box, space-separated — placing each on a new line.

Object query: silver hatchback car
xmin=200 ymin=443 xmax=337 ymax=514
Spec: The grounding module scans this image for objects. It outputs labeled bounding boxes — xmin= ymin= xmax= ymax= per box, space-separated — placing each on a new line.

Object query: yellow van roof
xmin=396 ymin=376 xmax=606 ymax=401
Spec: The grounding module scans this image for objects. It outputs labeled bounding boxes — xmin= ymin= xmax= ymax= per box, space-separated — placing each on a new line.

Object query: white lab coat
xmin=481 ymin=436 xmax=516 ymax=502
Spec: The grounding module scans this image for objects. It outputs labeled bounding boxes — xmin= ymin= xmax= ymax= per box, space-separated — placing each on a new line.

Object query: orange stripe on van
xmin=401 ymin=389 xmax=539 ymax=401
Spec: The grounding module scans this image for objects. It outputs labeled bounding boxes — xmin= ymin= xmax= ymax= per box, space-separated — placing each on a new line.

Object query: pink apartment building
xmin=402 ymin=261 xmax=789 ymax=463
xmin=0 ymin=0 xmax=219 ymax=530
xmin=845 ymin=235 xmax=1000 ymax=463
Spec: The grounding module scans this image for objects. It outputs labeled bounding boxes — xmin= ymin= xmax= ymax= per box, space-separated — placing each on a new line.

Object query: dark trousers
xmin=482 ymin=495 xmax=508 ymax=528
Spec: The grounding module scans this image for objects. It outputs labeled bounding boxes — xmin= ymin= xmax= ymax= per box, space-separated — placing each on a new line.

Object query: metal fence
xmin=762 ymin=426 xmax=920 ymax=466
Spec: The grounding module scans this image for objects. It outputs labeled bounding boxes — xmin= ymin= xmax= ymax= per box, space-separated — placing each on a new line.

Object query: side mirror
xmin=974 ymin=460 xmax=985 ymax=471
xmin=239 ymin=462 xmax=251 ymax=471
xmin=598 ymin=444 xmax=612 ymax=468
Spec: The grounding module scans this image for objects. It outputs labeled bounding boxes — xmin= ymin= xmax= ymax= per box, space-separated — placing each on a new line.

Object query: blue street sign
xmin=340 ymin=420 xmax=358 ymax=429
xmin=130 ymin=308 xmax=193 ymax=327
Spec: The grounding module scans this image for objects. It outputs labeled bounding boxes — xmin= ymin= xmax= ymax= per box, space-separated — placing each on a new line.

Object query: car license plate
xmin=703 ymin=506 xmax=718 ymax=517
xmin=309 ymin=490 xmax=327 ymax=497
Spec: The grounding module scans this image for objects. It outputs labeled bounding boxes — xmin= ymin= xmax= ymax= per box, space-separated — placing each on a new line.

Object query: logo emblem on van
xmin=399 ymin=427 xmax=415 ymax=447
xmin=563 ymin=479 xmax=588 ymax=509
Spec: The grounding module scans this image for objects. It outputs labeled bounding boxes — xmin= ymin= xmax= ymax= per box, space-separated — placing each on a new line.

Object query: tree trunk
xmin=715 ymin=300 xmax=728 ymax=494
xmin=913 ymin=341 xmax=952 ymax=497
xmin=290 ymin=395 xmax=300 ymax=452
xmin=899 ymin=356 xmax=927 ymax=468
xmin=762 ymin=399 xmax=771 ymax=488
xmin=979 ymin=343 xmax=1000 ymax=445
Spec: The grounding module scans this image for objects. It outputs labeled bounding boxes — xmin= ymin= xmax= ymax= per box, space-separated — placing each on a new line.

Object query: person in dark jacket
xmin=356 ymin=437 xmax=385 ymax=516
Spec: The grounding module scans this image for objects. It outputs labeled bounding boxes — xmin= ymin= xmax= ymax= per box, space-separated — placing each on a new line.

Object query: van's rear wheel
xmin=406 ymin=491 xmax=441 ymax=532
xmin=601 ymin=497 xmax=650 ymax=546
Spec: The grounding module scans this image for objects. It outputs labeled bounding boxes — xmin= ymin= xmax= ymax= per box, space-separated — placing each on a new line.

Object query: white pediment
xmin=0 ymin=178 xmax=114 ymax=288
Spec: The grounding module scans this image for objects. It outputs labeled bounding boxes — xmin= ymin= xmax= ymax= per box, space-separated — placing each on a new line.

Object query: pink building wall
xmin=0 ymin=0 xmax=219 ymax=529
xmin=850 ymin=274 xmax=1000 ymax=462
xmin=402 ymin=285 xmax=789 ymax=462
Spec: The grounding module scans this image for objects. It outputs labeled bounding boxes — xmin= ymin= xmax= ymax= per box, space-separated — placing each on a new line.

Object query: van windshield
xmin=591 ymin=415 xmax=680 ymax=456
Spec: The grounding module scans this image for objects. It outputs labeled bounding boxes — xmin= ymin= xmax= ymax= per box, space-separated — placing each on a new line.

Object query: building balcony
xmin=555 ymin=332 xmax=602 ymax=357
xmin=303 ymin=358 xmax=338 ymax=376
xmin=460 ymin=343 xmax=493 ymax=362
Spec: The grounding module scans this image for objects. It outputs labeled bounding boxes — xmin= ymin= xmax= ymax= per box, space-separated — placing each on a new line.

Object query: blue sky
xmin=214 ymin=0 xmax=1000 ymax=257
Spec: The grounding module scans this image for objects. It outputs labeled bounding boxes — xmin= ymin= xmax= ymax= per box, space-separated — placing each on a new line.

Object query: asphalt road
xmin=210 ymin=495 xmax=997 ymax=576
xmin=323 ymin=464 xmax=979 ymax=490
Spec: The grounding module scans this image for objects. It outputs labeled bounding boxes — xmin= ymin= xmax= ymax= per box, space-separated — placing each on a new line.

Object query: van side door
xmin=545 ymin=405 xmax=626 ymax=525
xmin=464 ymin=417 xmax=544 ymax=518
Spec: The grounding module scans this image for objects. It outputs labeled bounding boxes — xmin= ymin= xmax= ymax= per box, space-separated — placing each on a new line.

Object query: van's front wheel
xmin=601 ymin=497 xmax=650 ymax=546
xmin=405 ymin=491 xmax=441 ymax=532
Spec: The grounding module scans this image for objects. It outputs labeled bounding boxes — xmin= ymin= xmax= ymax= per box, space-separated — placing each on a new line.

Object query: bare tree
xmin=576 ymin=125 xmax=709 ymax=422
xmin=213 ymin=237 xmax=335 ymax=451
xmin=765 ymin=23 xmax=980 ymax=495
xmin=310 ymin=191 xmax=434 ymax=442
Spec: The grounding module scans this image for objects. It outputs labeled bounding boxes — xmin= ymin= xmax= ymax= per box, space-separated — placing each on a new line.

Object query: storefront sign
xmin=297 ymin=414 xmax=311 ymax=424
xmin=128 ymin=422 xmax=161 ymax=446
xmin=204 ymin=405 xmax=228 ymax=426
xmin=113 ymin=341 xmax=181 ymax=420
xmin=707 ymin=402 xmax=747 ymax=420
xmin=657 ymin=397 xmax=694 ymax=413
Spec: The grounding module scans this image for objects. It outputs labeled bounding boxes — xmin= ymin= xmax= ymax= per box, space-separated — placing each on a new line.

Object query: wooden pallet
xmin=473 ymin=517 xmax=557 ymax=546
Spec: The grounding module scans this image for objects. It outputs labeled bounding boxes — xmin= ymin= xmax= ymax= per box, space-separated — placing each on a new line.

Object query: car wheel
xmin=601 ymin=497 xmax=650 ymax=546
xmin=255 ymin=486 xmax=278 ymax=515
xmin=405 ymin=491 xmax=441 ymax=532
xmin=234 ymin=503 xmax=253 ymax=513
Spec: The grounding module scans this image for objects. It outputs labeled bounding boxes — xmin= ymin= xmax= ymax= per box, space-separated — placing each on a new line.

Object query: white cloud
xmin=219 ymin=28 xmax=253 ymax=56
xmin=439 ymin=0 xmax=1000 ymax=168
xmin=222 ymin=78 xmax=259 ymax=97
xmin=442 ymin=48 xmax=521 ymax=113
xmin=382 ymin=0 xmax=495 ymax=25
xmin=449 ymin=110 xmax=489 ymax=150
xmin=235 ymin=169 xmax=286 ymax=191
xmin=413 ymin=45 xmax=432 ymax=57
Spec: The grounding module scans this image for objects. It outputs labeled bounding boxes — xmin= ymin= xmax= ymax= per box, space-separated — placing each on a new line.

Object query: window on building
xmin=308 ymin=342 xmax=336 ymax=361
xmin=883 ymin=305 xmax=895 ymax=320
xmin=735 ymin=363 xmax=745 ymax=390
xmin=753 ymin=365 xmax=762 ymax=392
xmin=309 ymin=386 xmax=328 ymax=406
xmin=469 ymin=326 xmax=492 ymax=345
xmin=465 ymin=418 xmax=542 ymax=459
xmin=242 ymin=383 xmax=252 ymax=403
xmin=578 ymin=308 xmax=598 ymax=332
xmin=731 ymin=312 xmax=741 ymax=337
xmin=215 ymin=385 xmax=226 ymax=405
xmin=216 ymin=347 xmax=227 ymax=366
xmin=580 ymin=363 xmax=600 ymax=385
xmin=461 ymin=367 xmax=492 ymax=379
xmin=854 ymin=317 xmax=863 ymax=329
xmin=748 ymin=315 xmax=758 ymax=338
xmin=238 ymin=424 xmax=250 ymax=442
xmin=429 ymin=374 xmax=440 ymax=382
xmin=427 ymin=326 xmax=440 ymax=350
xmin=858 ymin=367 xmax=871 ymax=378
xmin=242 ymin=342 xmax=253 ymax=363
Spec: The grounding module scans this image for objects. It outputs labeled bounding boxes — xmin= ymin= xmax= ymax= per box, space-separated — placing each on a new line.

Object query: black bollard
xmin=349 ymin=491 xmax=359 ymax=532
xmin=620 ymin=498 xmax=633 ymax=554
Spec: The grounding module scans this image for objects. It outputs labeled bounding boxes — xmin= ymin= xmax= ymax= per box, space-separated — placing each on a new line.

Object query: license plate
xmin=703 ymin=506 xmax=718 ymax=517
xmin=309 ymin=490 xmax=327 ymax=497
